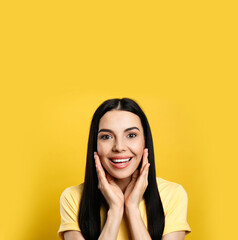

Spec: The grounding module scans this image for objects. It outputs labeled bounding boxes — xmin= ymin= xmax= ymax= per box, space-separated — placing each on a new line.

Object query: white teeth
xmin=111 ymin=158 xmax=131 ymax=163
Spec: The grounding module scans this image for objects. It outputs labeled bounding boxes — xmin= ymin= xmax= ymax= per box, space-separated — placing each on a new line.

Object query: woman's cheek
xmin=97 ymin=142 xmax=110 ymax=158
xmin=97 ymin=141 xmax=105 ymax=155
xmin=131 ymin=141 xmax=145 ymax=154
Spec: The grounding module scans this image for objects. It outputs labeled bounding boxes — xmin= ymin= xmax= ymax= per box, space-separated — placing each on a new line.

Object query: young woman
xmin=58 ymin=98 xmax=191 ymax=240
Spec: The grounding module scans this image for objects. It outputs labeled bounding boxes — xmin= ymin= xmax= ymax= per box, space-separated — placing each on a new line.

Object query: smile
xmin=110 ymin=157 xmax=132 ymax=163
xmin=109 ymin=157 xmax=133 ymax=169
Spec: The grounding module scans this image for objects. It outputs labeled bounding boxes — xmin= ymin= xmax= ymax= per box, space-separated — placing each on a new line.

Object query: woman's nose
xmin=112 ymin=138 xmax=126 ymax=152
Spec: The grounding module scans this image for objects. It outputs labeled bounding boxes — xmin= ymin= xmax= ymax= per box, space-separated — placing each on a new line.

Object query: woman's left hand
xmin=124 ymin=148 xmax=150 ymax=210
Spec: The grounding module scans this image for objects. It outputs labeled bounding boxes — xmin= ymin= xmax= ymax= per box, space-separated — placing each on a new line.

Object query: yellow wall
xmin=1 ymin=1 xmax=237 ymax=239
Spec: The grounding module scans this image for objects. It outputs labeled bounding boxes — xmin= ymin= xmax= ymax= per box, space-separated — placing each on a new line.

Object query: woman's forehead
xmin=99 ymin=110 xmax=143 ymax=129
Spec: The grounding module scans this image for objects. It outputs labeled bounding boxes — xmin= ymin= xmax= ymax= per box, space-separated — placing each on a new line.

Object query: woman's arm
xmin=161 ymin=231 xmax=185 ymax=240
xmin=98 ymin=207 xmax=123 ymax=240
xmin=63 ymin=208 xmax=123 ymax=240
xmin=94 ymin=152 xmax=124 ymax=240
xmin=63 ymin=207 xmax=123 ymax=240
xmin=125 ymin=211 xmax=186 ymax=240
xmin=63 ymin=153 xmax=124 ymax=240
xmin=125 ymin=206 xmax=151 ymax=240
xmin=124 ymin=149 xmax=151 ymax=240
xmin=64 ymin=231 xmax=85 ymax=240
xmin=62 ymin=222 xmax=186 ymax=240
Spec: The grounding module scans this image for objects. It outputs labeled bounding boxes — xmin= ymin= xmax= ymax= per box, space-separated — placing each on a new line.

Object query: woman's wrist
xmin=125 ymin=203 xmax=140 ymax=217
xmin=98 ymin=206 xmax=123 ymax=240
xmin=108 ymin=205 xmax=124 ymax=219
xmin=125 ymin=204 xmax=152 ymax=240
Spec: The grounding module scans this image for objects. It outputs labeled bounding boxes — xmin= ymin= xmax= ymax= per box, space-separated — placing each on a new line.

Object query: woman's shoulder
xmin=156 ymin=177 xmax=191 ymax=235
xmin=156 ymin=177 xmax=182 ymax=190
xmin=60 ymin=183 xmax=84 ymax=204
xmin=156 ymin=177 xmax=188 ymax=203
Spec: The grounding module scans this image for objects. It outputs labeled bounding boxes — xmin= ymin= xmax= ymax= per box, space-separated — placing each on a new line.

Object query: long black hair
xmin=78 ymin=98 xmax=165 ymax=239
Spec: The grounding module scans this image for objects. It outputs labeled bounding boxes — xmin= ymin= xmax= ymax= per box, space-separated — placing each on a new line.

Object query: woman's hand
xmin=94 ymin=152 xmax=124 ymax=212
xmin=124 ymin=148 xmax=150 ymax=210
xmin=123 ymin=148 xmax=152 ymax=240
xmin=94 ymin=152 xmax=124 ymax=240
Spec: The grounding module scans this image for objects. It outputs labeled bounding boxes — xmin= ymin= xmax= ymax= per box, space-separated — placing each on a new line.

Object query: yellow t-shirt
xmin=58 ymin=177 xmax=191 ymax=239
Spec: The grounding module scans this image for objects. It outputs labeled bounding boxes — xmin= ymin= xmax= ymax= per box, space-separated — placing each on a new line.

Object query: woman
xmin=58 ymin=98 xmax=191 ymax=240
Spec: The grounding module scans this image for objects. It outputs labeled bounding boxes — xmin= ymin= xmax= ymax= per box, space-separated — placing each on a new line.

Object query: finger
xmin=131 ymin=163 xmax=150 ymax=199
xmin=142 ymin=162 xmax=150 ymax=176
xmin=94 ymin=152 xmax=108 ymax=186
xmin=95 ymin=152 xmax=106 ymax=176
xmin=144 ymin=163 xmax=150 ymax=181
xmin=131 ymin=170 xmax=139 ymax=189
xmin=137 ymin=163 xmax=150 ymax=186
xmin=140 ymin=148 xmax=148 ymax=174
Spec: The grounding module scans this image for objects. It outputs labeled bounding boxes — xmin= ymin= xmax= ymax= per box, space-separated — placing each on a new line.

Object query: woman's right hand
xmin=94 ymin=152 xmax=124 ymax=239
xmin=94 ymin=152 xmax=124 ymax=212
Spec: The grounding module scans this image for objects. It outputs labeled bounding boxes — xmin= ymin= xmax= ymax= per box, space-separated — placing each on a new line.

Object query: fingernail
xmin=146 ymin=148 xmax=149 ymax=156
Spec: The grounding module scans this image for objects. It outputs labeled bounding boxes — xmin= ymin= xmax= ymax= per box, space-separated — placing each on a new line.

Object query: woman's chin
xmin=108 ymin=172 xmax=132 ymax=180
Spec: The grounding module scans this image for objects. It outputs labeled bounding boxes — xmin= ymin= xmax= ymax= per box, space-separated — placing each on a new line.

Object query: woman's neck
xmin=114 ymin=176 xmax=132 ymax=193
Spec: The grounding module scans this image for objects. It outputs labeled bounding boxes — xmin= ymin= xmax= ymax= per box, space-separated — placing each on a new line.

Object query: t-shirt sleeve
xmin=58 ymin=187 xmax=81 ymax=239
xmin=163 ymin=185 xmax=191 ymax=236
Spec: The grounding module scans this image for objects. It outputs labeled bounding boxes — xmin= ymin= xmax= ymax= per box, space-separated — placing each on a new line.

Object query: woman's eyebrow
xmin=98 ymin=129 xmax=112 ymax=133
xmin=98 ymin=127 xmax=140 ymax=134
xmin=124 ymin=127 xmax=140 ymax=132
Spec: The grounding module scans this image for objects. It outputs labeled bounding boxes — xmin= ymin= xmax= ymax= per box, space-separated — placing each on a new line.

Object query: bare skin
xmin=63 ymin=231 xmax=185 ymax=240
xmin=63 ymin=111 xmax=185 ymax=240
xmin=63 ymin=150 xmax=185 ymax=240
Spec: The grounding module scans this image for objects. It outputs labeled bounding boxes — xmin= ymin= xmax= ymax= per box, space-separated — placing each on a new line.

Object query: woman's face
xmin=97 ymin=110 xmax=145 ymax=180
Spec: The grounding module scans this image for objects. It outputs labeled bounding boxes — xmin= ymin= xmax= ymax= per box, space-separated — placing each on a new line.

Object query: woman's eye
xmin=100 ymin=135 xmax=112 ymax=140
xmin=128 ymin=133 xmax=137 ymax=138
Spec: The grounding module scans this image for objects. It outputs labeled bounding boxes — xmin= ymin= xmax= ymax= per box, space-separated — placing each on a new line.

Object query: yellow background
xmin=0 ymin=1 xmax=237 ymax=239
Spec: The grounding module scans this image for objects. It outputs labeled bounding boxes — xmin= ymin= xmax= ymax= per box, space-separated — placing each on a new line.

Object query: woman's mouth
xmin=110 ymin=157 xmax=132 ymax=163
xmin=109 ymin=157 xmax=133 ymax=169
